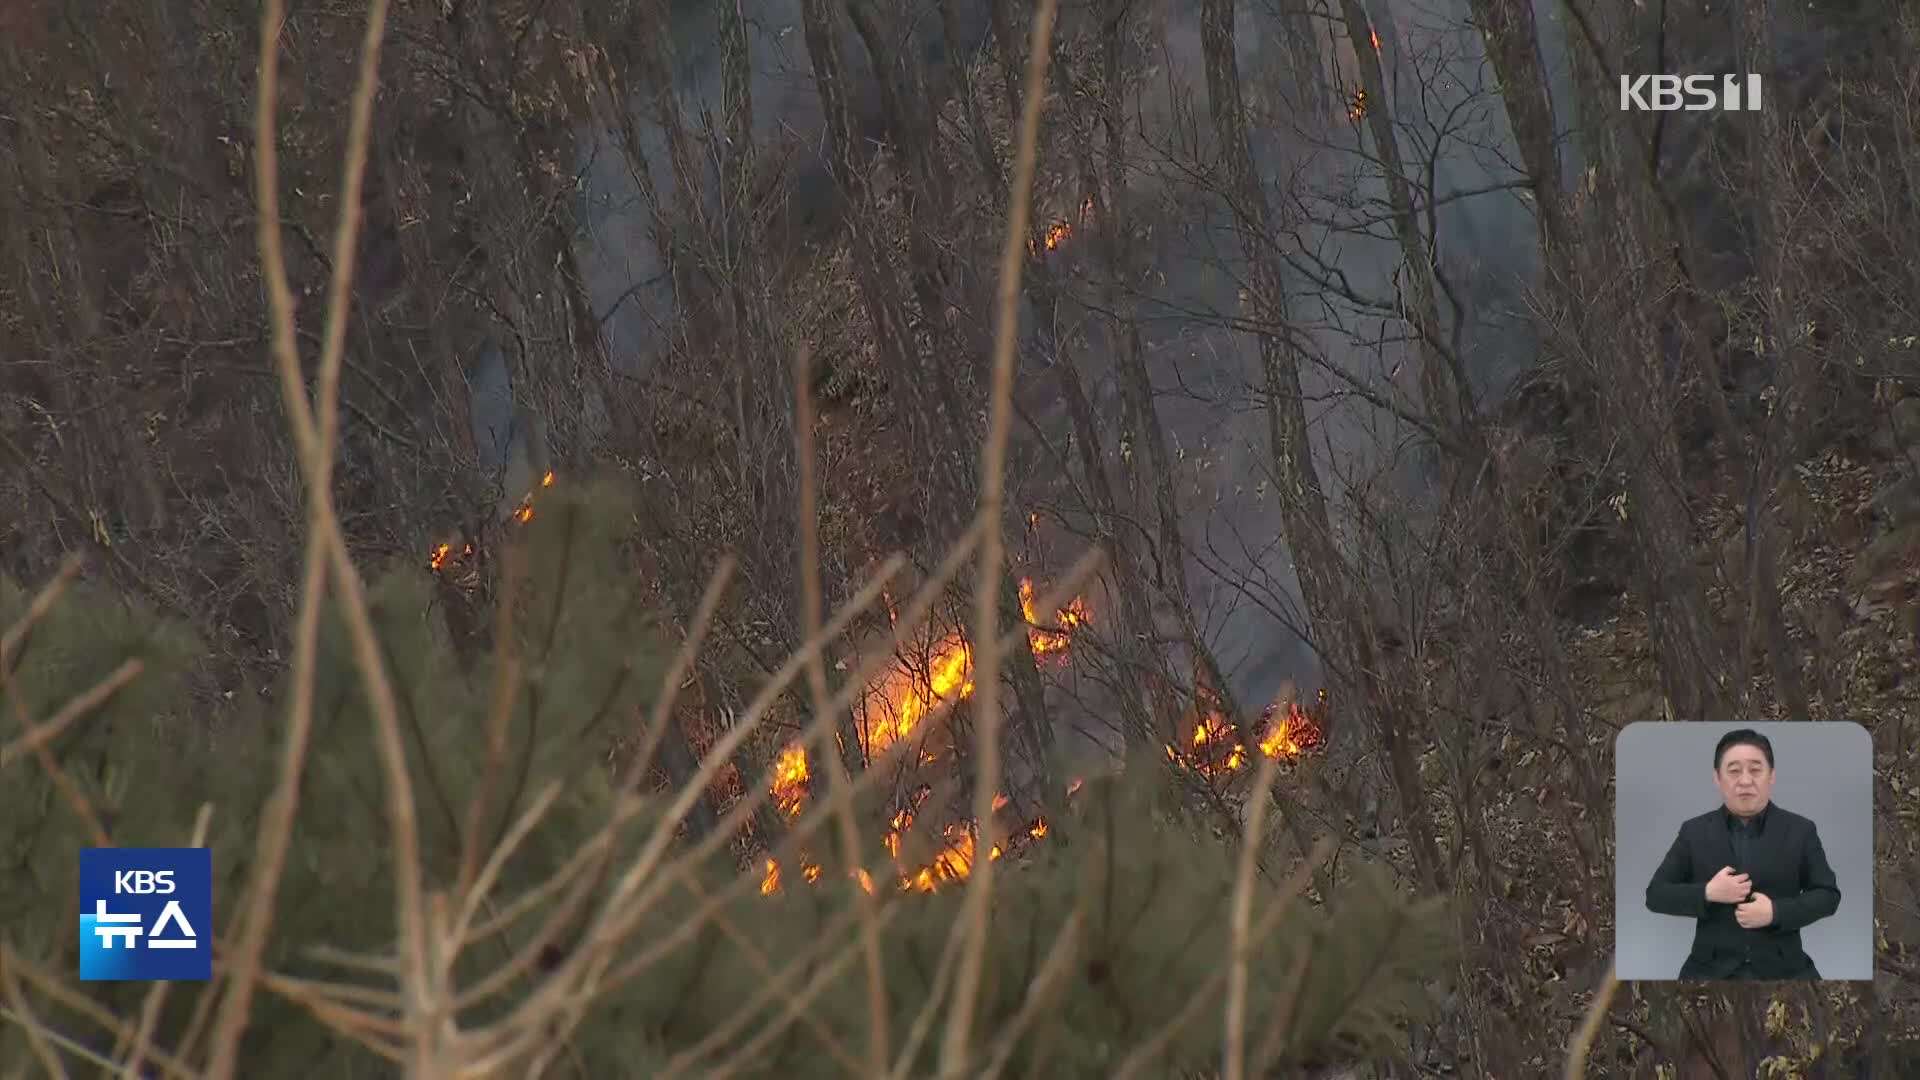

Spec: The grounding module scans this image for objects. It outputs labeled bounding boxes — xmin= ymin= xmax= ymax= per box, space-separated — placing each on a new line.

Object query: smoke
xmin=469 ymin=336 xmax=514 ymax=486
xmin=572 ymin=2 xmax=995 ymax=380
xmin=569 ymin=0 xmax=1568 ymax=745
xmin=1095 ymin=0 xmax=1566 ymax=715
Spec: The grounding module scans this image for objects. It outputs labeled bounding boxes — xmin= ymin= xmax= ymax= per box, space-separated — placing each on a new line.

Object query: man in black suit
xmin=1644 ymin=728 xmax=1842 ymax=979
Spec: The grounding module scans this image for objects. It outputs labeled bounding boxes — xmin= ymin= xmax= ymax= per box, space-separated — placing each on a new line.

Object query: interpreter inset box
xmin=1614 ymin=722 xmax=1872 ymax=981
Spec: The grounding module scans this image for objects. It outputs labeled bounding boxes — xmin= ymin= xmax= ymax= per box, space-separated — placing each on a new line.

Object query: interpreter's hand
xmin=1736 ymin=892 xmax=1776 ymax=929
xmin=1704 ymin=865 xmax=1752 ymax=904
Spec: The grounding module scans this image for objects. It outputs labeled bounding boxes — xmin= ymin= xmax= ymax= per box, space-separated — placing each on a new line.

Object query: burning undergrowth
xmin=1 ymin=465 xmax=1427 ymax=1078
xmin=757 ymin=571 xmax=1327 ymax=898
xmin=429 ymin=471 xmax=1325 ymax=897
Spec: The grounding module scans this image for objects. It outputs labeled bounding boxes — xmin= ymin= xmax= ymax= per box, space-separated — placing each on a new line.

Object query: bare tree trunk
xmin=801 ymin=0 xmax=1056 ymax=794
xmin=1336 ymin=0 xmax=1469 ymax=436
xmin=1083 ymin=0 xmax=1240 ymax=732
xmin=1054 ymin=353 xmax=1167 ymax=747
xmin=1469 ymin=0 xmax=1568 ymax=258
xmin=1558 ymin=0 xmax=1736 ymax=722
xmin=1199 ymin=0 xmax=1447 ymax=894
xmin=1734 ymin=0 xmax=1812 ymax=720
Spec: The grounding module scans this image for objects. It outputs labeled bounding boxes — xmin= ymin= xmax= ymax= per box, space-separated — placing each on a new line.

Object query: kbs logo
xmin=115 ymin=870 xmax=175 ymax=894
xmin=78 ymin=848 xmax=212 ymax=981
xmin=1619 ymin=74 xmax=1763 ymax=112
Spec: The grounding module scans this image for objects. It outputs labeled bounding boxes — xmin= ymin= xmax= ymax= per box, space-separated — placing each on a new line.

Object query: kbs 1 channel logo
xmin=78 ymin=848 xmax=213 ymax=981
xmin=1619 ymin=74 xmax=1763 ymax=112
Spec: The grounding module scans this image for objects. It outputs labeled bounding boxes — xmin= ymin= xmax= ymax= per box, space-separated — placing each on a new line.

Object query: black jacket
xmin=1644 ymin=803 xmax=1841 ymax=979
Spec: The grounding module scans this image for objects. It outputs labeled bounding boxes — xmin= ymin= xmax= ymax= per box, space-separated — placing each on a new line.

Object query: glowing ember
xmin=1347 ymin=88 xmax=1369 ymax=123
xmin=1370 ymin=27 xmax=1381 ymax=52
xmin=427 ymin=472 xmax=554 ymax=571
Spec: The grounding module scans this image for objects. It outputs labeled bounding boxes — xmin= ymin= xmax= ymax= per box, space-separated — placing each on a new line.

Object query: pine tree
xmin=1 ymin=476 xmax=1453 ymax=1076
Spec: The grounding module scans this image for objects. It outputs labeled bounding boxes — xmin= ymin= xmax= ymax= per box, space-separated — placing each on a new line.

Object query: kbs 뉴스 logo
xmin=77 ymin=848 xmax=212 ymax=981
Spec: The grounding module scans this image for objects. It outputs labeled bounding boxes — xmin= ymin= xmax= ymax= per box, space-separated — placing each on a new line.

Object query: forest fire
xmin=766 ymin=575 xmax=1089 ymax=816
xmin=758 ymin=575 xmax=1088 ymax=895
xmin=510 ymin=470 xmax=557 ymax=524
xmin=427 ymin=471 xmax=555 ymax=570
xmin=1166 ymin=693 xmax=1326 ymax=778
xmin=1028 ymin=196 xmax=1096 ymax=256
xmin=758 ymin=786 xmax=1051 ymax=897
xmin=856 ymin=575 xmax=1087 ymax=759
xmin=1021 ymin=578 xmax=1088 ymax=661
xmin=770 ymin=744 xmax=809 ymax=817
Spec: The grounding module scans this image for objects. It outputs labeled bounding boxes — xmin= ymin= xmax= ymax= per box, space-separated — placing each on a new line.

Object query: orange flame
xmin=756 ymin=576 xmax=1087 ymax=887
xmin=427 ymin=472 xmax=556 ymax=570
xmin=1167 ymin=695 xmax=1326 ymax=777
xmin=1370 ymin=27 xmax=1381 ymax=52
xmin=770 ymin=745 xmax=810 ymax=817
xmin=1347 ymin=88 xmax=1369 ymax=123
xmin=1021 ymin=579 xmax=1088 ymax=661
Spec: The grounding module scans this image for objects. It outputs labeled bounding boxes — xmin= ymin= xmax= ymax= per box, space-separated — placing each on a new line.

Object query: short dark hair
xmin=1714 ymin=729 xmax=1774 ymax=771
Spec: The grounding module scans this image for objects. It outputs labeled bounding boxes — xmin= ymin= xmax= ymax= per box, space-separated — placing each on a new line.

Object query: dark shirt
xmin=1723 ymin=804 xmax=1770 ymax=977
xmin=1727 ymin=802 xmax=1769 ymax=873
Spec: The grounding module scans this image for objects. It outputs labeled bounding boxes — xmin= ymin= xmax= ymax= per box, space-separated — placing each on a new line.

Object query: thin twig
xmin=0 ymin=552 xmax=84 ymax=679
xmin=702 ymin=903 xmax=904 ymax=1080
xmin=6 ymin=688 xmax=112 ymax=848
xmin=887 ymin=888 xmax=969 ymax=1080
xmin=459 ymin=540 xmax=527 ymax=898
xmin=794 ymin=342 xmax=891 ymax=1077
xmin=618 ymin=556 xmax=736 ymax=794
xmin=0 ymin=949 xmax=195 ymax=1079
xmin=0 ymin=951 xmax=65 ymax=1079
xmin=1112 ymin=836 xmax=1338 ymax=1080
xmin=1561 ymin=962 xmax=1620 ymax=1080
xmin=670 ymin=871 xmax=865 ymax=1076
xmin=1226 ymin=753 xmax=1283 ymax=1080
xmin=451 ymin=780 xmax=565 ymax=950
xmin=0 ymin=659 xmax=143 ymax=768
xmin=979 ymin=907 xmax=1086 ymax=1080
xmin=943 ymin=0 xmax=1060 ymax=1070
xmin=224 ymin=0 xmax=420 ymax=1073
xmin=118 ymin=803 xmax=215 ymax=1079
